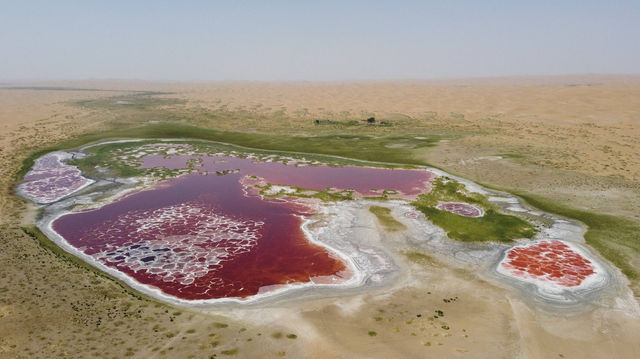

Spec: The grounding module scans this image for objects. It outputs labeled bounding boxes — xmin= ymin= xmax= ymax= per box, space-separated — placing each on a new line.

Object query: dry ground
xmin=173 ymin=76 xmax=640 ymax=220
xmin=1 ymin=76 xmax=639 ymax=358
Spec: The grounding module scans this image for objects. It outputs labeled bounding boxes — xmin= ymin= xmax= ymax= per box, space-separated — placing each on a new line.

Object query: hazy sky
xmin=1 ymin=0 xmax=639 ymax=81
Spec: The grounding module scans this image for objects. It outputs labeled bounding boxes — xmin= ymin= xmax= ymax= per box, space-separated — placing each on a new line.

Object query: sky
xmin=1 ymin=0 xmax=639 ymax=81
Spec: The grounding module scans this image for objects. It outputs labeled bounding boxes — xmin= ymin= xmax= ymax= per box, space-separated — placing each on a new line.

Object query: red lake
xmin=52 ymin=154 xmax=436 ymax=300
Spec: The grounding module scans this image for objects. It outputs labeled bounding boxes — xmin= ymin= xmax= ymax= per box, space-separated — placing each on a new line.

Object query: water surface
xmin=53 ymin=153 xmax=436 ymax=300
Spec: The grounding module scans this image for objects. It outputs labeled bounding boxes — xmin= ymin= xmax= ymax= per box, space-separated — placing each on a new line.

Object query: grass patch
xmin=414 ymin=207 xmax=536 ymax=243
xmin=403 ymin=251 xmax=437 ymax=265
xmin=369 ymin=205 xmax=406 ymax=232
xmin=413 ymin=177 xmax=489 ymax=208
xmin=495 ymin=153 xmax=525 ymax=160
xmin=220 ymin=348 xmax=239 ymax=356
xmin=69 ymin=140 xmax=154 ymax=178
xmin=259 ymin=184 xmax=354 ymax=203
xmin=412 ymin=178 xmax=536 ymax=243
xmin=74 ymin=93 xmax=183 ymax=111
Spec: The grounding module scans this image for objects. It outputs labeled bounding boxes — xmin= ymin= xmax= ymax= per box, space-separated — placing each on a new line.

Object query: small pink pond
xmin=52 ymin=153 xmax=436 ymax=300
xmin=436 ymin=202 xmax=484 ymax=217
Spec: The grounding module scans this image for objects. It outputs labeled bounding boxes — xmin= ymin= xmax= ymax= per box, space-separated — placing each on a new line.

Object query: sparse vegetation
xmin=403 ymin=251 xmax=437 ymax=265
xmin=412 ymin=177 xmax=491 ymax=208
xmin=369 ymin=205 xmax=406 ymax=231
xmin=220 ymin=348 xmax=239 ymax=356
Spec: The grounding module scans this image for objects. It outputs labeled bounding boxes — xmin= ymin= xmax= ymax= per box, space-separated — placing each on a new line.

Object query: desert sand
xmin=1 ymin=76 xmax=639 ymax=358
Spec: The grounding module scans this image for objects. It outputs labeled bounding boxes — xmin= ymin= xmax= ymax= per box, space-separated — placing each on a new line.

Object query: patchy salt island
xmin=18 ymin=139 xmax=629 ymax=308
xmin=18 ymin=152 xmax=94 ymax=204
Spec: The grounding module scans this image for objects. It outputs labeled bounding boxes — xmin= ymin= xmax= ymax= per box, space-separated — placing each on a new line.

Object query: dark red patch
xmin=501 ymin=240 xmax=596 ymax=287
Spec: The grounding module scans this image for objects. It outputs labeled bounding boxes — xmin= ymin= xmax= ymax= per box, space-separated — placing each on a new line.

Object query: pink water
xmin=142 ymin=154 xmax=435 ymax=197
xmin=19 ymin=153 xmax=93 ymax=203
xmin=52 ymin=153 xmax=436 ymax=300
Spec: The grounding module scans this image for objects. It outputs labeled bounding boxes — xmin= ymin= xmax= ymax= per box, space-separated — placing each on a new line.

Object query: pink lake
xmin=51 ymin=153 xmax=436 ymax=300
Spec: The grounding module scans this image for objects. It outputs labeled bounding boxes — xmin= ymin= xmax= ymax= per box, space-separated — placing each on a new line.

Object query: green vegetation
xmin=75 ymin=93 xmax=183 ymax=110
xmin=412 ymin=178 xmax=536 ymax=243
xmin=220 ymin=348 xmax=239 ymax=356
xmin=69 ymin=140 xmax=154 ymax=177
xmin=494 ymin=153 xmax=525 ymax=160
xmin=314 ymin=118 xmax=391 ymax=127
xmin=257 ymin=183 xmax=354 ymax=203
xmin=313 ymin=119 xmax=360 ymax=126
xmin=369 ymin=205 xmax=406 ymax=232
xmin=306 ymin=189 xmax=354 ymax=202
xmin=367 ymin=331 xmax=377 ymax=337
xmin=403 ymin=251 xmax=437 ymax=265
xmin=514 ymin=192 xmax=640 ymax=282
xmin=412 ymin=177 xmax=489 ymax=208
xmin=415 ymin=207 xmax=536 ymax=243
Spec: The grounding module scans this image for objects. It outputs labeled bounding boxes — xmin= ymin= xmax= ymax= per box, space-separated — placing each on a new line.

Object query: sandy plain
xmin=1 ymin=76 xmax=640 ymax=358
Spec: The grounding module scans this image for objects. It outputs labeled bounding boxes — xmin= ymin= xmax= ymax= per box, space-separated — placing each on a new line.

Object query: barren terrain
xmin=1 ymin=76 xmax=639 ymax=358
